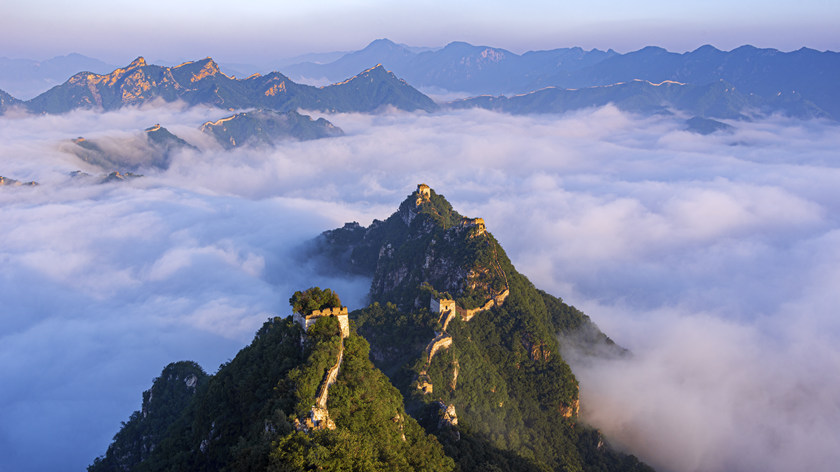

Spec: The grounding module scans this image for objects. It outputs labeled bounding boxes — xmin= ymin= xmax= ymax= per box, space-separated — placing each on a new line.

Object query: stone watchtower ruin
xmin=416 ymin=183 xmax=431 ymax=206
xmin=460 ymin=217 xmax=486 ymax=236
xmin=293 ymin=306 xmax=350 ymax=338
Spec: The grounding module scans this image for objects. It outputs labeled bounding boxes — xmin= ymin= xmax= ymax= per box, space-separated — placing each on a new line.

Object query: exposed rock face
xmin=437 ymin=401 xmax=458 ymax=428
xmin=559 ymin=397 xmax=580 ymax=419
xmin=436 ymin=402 xmax=460 ymax=441
xmin=523 ymin=334 xmax=553 ymax=362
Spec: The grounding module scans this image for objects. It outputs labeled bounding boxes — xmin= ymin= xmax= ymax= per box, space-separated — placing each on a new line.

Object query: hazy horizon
xmin=2 ymin=1 xmax=840 ymax=471
xmin=2 ymin=38 xmax=838 ymax=73
xmin=2 ymin=0 xmax=839 ymax=66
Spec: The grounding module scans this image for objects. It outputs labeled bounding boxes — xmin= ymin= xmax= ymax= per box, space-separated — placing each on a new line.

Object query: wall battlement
xmin=460 ymin=217 xmax=485 ymax=234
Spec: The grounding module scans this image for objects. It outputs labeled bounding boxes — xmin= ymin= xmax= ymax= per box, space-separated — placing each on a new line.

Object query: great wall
xmin=413 ymin=184 xmax=512 ymax=435
xmin=295 ymin=185 xmax=518 ymax=435
xmin=308 ymin=337 xmax=343 ymax=431
xmin=293 ymin=306 xmax=349 ymax=432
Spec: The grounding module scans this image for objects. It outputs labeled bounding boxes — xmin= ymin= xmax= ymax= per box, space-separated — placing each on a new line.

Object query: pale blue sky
xmin=2 ymin=0 xmax=839 ymax=67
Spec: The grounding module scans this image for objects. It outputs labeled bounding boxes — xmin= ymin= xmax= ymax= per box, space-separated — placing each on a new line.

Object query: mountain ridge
xmin=62 ymin=109 xmax=343 ymax=172
xmin=91 ymin=184 xmax=649 ymax=472
xmin=3 ymin=43 xmax=837 ymax=120
xmin=311 ymin=185 xmax=643 ymax=471
xmin=284 ymin=39 xmax=840 ymax=119
xmin=15 ymin=56 xmax=437 ymax=115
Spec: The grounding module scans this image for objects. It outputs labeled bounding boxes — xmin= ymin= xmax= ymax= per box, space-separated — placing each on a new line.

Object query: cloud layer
xmin=1 ymin=104 xmax=839 ymax=471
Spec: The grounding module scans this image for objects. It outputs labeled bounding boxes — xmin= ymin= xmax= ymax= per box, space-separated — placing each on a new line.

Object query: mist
xmin=1 ymin=104 xmax=839 ymax=471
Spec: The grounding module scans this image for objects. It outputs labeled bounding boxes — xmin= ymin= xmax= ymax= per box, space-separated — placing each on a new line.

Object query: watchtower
xmin=293 ymin=306 xmax=350 ymax=338
xmin=416 ymin=183 xmax=431 ymax=206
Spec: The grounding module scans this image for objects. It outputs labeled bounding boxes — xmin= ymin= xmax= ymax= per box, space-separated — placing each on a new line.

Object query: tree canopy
xmin=290 ymin=287 xmax=342 ymax=315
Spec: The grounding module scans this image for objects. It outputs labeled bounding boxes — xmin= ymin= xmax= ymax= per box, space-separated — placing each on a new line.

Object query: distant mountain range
xmin=284 ymin=39 xmax=840 ymax=120
xmin=449 ymin=79 xmax=829 ymax=121
xmin=0 ymin=57 xmax=436 ymax=115
xmin=0 ymin=53 xmax=117 ymax=99
xmin=62 ymin=110 xmax=343 ymax=172
xmin=1 ymin=41 xmax=837 ymax=122
xmin=284 ymin=38 xmax=617 ymax=94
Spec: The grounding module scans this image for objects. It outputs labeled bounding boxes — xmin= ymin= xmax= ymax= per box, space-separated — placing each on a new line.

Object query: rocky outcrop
xmin=436 ymin=401 xmax=460 ymax=441
xmin=0 ymin=176 xmax=38 ymax=186
xmin=522 ymin=334 xmax=552 ymax=362
xmin=559 ymin=397 xmax=580 ymax=419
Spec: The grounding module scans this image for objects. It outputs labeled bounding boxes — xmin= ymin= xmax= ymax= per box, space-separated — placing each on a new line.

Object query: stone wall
xmin=293 ymin=306 xmax=350 ymax=338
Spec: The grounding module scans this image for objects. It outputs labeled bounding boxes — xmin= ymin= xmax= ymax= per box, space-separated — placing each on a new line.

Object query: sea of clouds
xmin=1 ymin=103 xmax=838 ymax=471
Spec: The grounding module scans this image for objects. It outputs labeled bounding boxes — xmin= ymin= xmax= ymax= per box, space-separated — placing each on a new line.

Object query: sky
xmin=2 ymin=1 xmax=840 ymax=471
xmin=1 ymin=0 xmax=839 ymax=65
xmin=2 ymin=104 xmax=840 ymax=471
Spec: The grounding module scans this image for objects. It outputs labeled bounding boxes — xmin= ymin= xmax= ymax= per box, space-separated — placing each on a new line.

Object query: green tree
xmin=289 ymin=287 xmax=342 ymax=314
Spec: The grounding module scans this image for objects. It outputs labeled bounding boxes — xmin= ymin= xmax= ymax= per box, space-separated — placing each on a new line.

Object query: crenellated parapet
xmin=459 ymin=217 xmax=486 ymax=236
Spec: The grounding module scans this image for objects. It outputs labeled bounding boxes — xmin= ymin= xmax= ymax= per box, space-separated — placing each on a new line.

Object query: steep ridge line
xmin=293 ymin=309 xmax=349 ymax=432
xmin=418 ymin=207 xmax=512 ymax=394
xmin=310 ymin=337 xmax=344 ymax=430
xmin=294 ymin=336 xmax=344 ymax=432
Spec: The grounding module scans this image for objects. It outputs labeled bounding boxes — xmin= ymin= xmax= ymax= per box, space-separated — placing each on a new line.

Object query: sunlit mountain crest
xmin=19 ymin=56 xmax=437 ymax=114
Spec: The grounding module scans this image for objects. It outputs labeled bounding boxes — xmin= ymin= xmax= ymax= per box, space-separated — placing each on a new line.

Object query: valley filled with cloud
xmin=2 ymin=104 xmax=839 ymax=471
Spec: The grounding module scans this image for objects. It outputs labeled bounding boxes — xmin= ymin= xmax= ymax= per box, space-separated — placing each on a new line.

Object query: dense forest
xmin=91 ymin=185 xmax=650 ymax=471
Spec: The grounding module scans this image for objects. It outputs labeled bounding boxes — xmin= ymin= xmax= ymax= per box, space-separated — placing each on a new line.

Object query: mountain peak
xmin=444 ymin=40 xmax=474 ymax=49
xmin=127 ymin=56 xmax=146 ymax=70
xmin=692 ymin=44 xmax=723 ymax=54
xmin=332 ymin=64 xmax=391 ymax=85
xmin=169 ymin=57 xmax=223 ymax=83
xmin=364 ymin=38 xmax=399 ymax=49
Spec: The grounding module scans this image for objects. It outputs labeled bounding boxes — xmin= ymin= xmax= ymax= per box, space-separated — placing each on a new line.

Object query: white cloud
xmin=1 ymin=106 xmax=839 ymax=471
